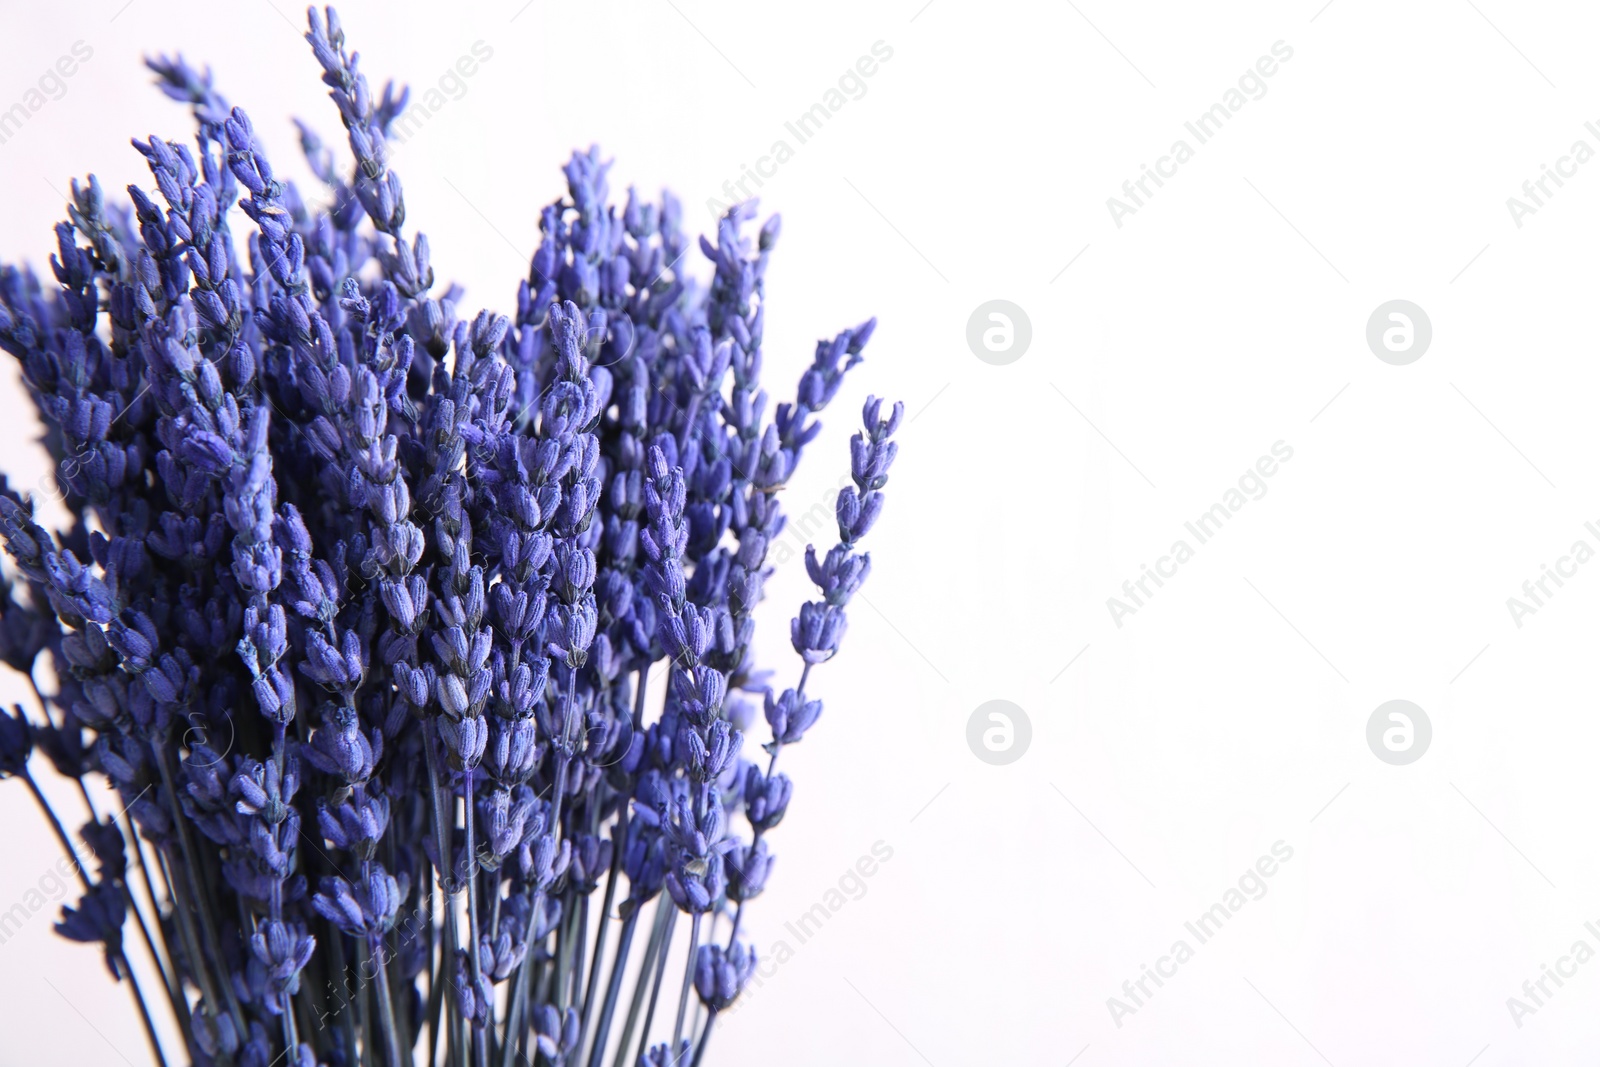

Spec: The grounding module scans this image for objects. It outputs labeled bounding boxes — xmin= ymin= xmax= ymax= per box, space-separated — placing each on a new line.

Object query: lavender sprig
xmin=0 ymin=8 xmax=899 ymax=1067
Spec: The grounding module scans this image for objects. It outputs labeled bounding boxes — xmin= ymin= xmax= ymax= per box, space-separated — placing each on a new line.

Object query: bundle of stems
xmin=0 ymin=7 xmax=900 ymax=1066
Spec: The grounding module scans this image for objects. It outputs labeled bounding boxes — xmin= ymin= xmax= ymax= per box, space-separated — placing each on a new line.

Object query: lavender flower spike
xmin=0 ymin=7 xmax=900 ymax=1066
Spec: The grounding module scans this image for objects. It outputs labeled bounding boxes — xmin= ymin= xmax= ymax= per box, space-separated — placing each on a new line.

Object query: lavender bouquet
xmin=0 ymin=8 xmax=899 ymax=1066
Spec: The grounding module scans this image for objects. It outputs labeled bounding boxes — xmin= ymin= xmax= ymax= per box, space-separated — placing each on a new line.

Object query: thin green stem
xmin=329 ymin=907 xmax=362 ymax=1066
xmin=689 ymin=1010 xmax=717 ymax=1067
xmin=151 ymin=740 xmax=247 ymax=1034
xmin=24 ymin=771 xmax=169 ymax=1067
xmin=462 ymin=758 xmax=489 ymax=1067
xmin=554 ymin=887 xmax=578 ymax=1010
xmin=22 ymin=771 xmax=90 ymax=891
xmin=367 ymin=933 xmax=405 ymax=1067
xmin=71 ymin=781 xmax=181 ymax=1016
xmin=427 ymin=929 xmax=450 ymax=1067
xmin=282 ymin=991 xmax=301 ymax=1061
xmin=634 ymin=903 xmax=676 ymax=1066
xmin=671 ymin=912 xmax=700 ymax=1052
xmin=572 ymin=891 xmax=590 ymax=1009
xmin=121 ymin=955 xmax=172 ymax=1067
xmin=424 ymin=718 xmax=465 ymax=1067
xmin=549 ymin=667 xmax=578 ymax=841
xmin=499 ymin=938 xmax=532 ymax=1067
xmin=576 ymin=793 xmax=624 ymax=1049
xmin=358 ymin=939 xmax=377 ymax=1067
xmin=124 ymin=810 xmax=183 ymax=1005
xmin=123 ymin=881 xmax=182 ymax=1030
xmin=614 ymin=896 xmax=670 ymax=1067
xmin=584 ymin=902 xmax=638 ymax=1067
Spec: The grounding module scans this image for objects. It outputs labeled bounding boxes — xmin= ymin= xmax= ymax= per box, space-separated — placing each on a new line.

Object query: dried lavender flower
xmin=0 ymin=8 xmax=899 ymax=1067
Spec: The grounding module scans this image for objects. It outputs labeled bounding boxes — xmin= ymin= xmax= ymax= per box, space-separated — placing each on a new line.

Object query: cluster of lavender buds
xmin=0 ymin=7 xmax=900 ymax=1067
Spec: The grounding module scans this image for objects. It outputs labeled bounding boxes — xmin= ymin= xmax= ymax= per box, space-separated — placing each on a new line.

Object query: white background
xmin=1 ymin=1 xmax=1597 ymax=1064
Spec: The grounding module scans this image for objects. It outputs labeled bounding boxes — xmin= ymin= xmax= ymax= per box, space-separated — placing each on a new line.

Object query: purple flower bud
xmin=438 ymin=713 xmax=487 ymax=771
xmin=685 ymin=718 xmax=741 ymax=782
xmin=532 ymin=1004 xmax=579 ymax=1061
xmin=304 ymin=705 xmax=376 ymax=784
xmin=727 ymin=837 xmax=773 ymax=902
xmin=249 ymin=919 xmax=314 ymax=999
xmin=790 ymin=601 xmax=847 ymax=664
xmin=55 ymin=881 xmax=126 ymax=978
xmin=311 ymin=866 xmax=406 ymax=935
xmin=485 ymin=716 xmax=537 ymax=784
xmin=452 ymin=950 xmax=493 ymax=1027
xmin=744 ymin=767 xmax=792 ymax=833
xmin=693 ymin=941 xmax=757 ymax=1012
xmin=641 ymin=1041 xmax=693 ymax=1067
xmin=764 ymin=687 xmax=823 ymax=745
xmin=0 ymin=704 xmax=32 ymax=778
